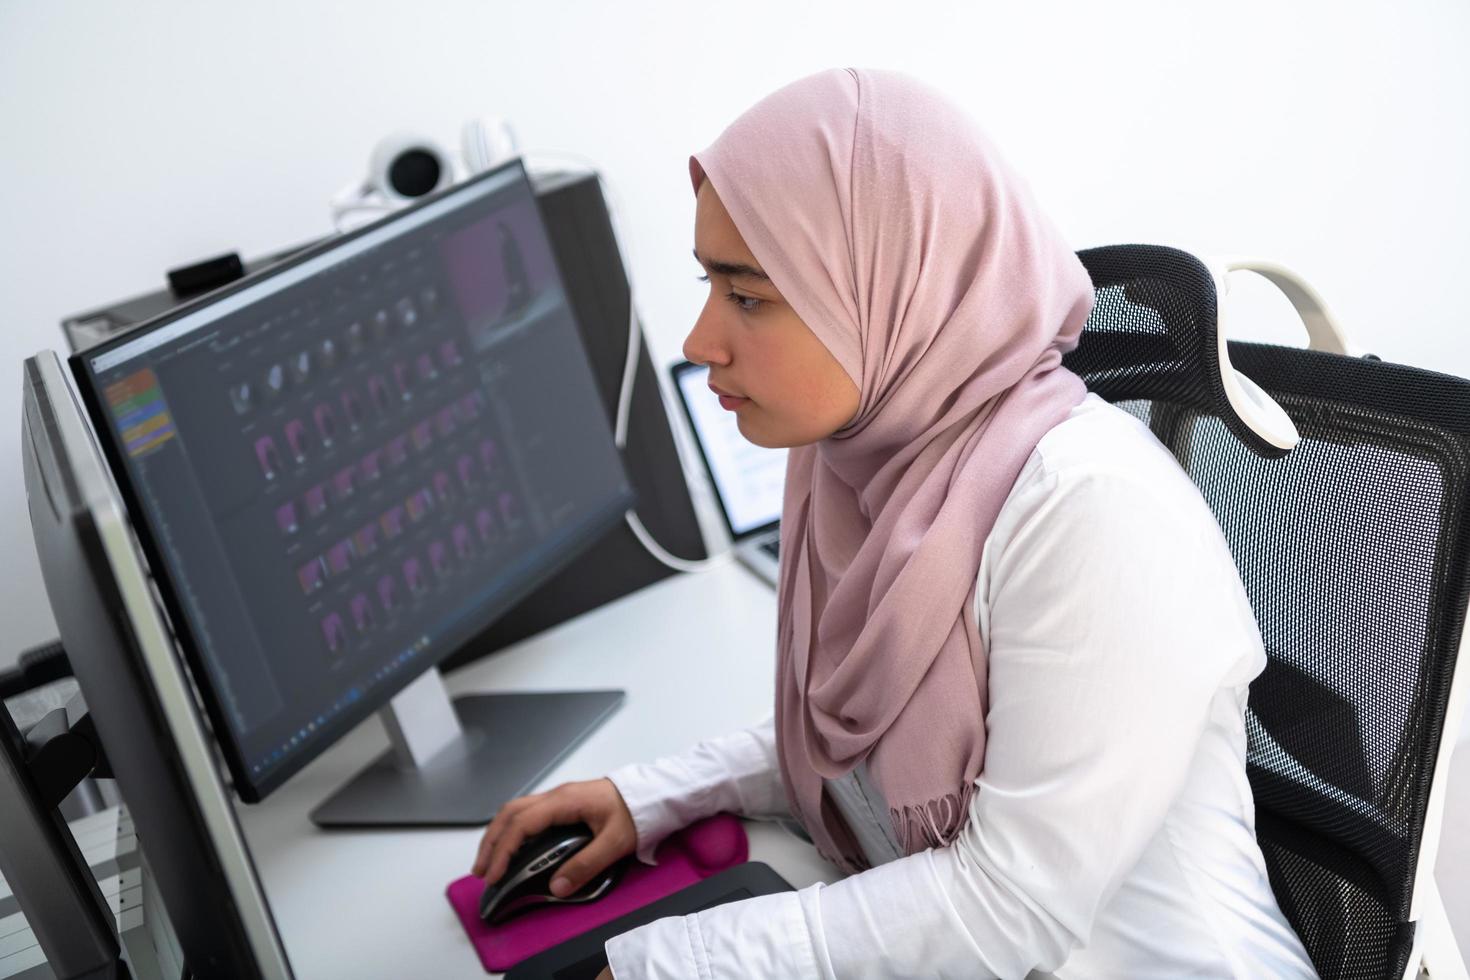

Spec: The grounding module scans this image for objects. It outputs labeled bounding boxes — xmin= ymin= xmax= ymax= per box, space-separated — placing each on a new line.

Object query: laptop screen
xmin=670 ymin=362 xmax=785 ymax=538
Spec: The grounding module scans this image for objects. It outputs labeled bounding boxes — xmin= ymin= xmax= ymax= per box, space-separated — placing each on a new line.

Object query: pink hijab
xmin=690 ymin=68 xmax=1095 ymax=872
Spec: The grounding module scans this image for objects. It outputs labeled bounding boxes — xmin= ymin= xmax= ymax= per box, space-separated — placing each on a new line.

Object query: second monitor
xmin=70 ymin=157 xmax=636 ymax=826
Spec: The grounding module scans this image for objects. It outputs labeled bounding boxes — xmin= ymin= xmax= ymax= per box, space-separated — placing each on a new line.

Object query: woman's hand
xmin=594 ymin=969 xmax=614 ymax=980
xmin=472 ymin=777 xmax=637 ymax=898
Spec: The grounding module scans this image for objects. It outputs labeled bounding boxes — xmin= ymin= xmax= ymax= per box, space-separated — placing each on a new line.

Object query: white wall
xmin=3 ymin=0 xmax=1467 ymax=661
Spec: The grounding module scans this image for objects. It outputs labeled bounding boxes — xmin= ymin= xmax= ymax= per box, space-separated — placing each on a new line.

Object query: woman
xmin=473 ymin=67 xmax=1317 ymax=979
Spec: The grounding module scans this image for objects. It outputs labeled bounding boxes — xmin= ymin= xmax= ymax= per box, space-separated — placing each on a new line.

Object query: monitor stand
xmin=309 ymin=669 xmax=623 ymax=828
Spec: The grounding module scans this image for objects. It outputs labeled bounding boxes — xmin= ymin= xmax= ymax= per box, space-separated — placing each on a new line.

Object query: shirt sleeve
xmin=606 ymin=716 xmax=790 ymax=864
xmin=605 ymin=459 xmax=1266 ymax=979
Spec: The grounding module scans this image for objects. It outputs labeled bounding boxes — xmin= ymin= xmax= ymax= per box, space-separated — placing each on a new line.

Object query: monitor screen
xmin=670 ymin=362 xmax=785 ymax=538
xmin=72 ymin=159 xmax=635 ymax=800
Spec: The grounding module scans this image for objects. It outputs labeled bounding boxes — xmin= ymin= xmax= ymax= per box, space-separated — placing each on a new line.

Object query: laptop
xmin=669 ymin=361 xmax=786 ymax=586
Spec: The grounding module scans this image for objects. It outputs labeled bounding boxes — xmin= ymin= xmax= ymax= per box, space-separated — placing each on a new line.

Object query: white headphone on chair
xmin=1204 ymin=253 xmax=1358 ymax=454
xmin=329 ymin=116 xmax=519 ymax=231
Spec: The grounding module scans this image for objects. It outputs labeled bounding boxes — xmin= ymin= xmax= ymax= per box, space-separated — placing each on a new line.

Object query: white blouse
xmin=603 ymin=393 xmax=1318 ymax=979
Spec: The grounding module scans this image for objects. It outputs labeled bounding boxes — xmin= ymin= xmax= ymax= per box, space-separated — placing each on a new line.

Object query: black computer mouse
xmin=478 ymin=822 xmax=626 ymax=925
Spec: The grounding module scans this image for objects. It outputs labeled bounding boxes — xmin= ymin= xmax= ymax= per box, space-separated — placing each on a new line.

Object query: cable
xmin=328 ymin=180 xmax=389 ymax=233
xmin=613 ymin=295 xmax=725 ymax=575
xmin=523 ymin=150 xmax=729 ymax=574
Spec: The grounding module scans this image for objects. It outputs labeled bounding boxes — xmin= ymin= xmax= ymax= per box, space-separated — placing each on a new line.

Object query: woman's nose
xmin=683 ymin=302 xmax=730 ymax=366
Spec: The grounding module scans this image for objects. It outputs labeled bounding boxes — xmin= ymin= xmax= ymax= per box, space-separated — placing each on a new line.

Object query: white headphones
xmin=1204 ymin=253 xmax=1357 ymax=454
xmin=330 ymin=116 xmax=519 ymax=231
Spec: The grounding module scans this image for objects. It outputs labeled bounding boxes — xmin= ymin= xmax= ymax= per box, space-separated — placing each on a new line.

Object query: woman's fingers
xmin=470 ymin=780 xmax=632 ymax=887
xmin=548 ymin=826 xmax=634 ymax=897
xmin=482 ymin=805 xmax=552 ymax=885
xmin=476 ymin=799 xmax=523 ymax=875
xmin=472 ymin=793 xmax=536 ymax=878
xmin=480 ymin=791 xmax=583 ymax=885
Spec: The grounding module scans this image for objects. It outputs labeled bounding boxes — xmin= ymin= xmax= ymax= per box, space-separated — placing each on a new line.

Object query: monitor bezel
xmin=23 ymin=351 xmax=294 ymax=977
xmin=68 ymin=156 xmax=635 ymax=802
xmin=667 ymin=358 xmax=781 ymax=543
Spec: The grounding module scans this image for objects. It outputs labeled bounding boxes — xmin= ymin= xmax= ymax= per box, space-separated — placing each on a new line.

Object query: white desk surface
xmin=234 ymin=560 xmax=841 ymax=980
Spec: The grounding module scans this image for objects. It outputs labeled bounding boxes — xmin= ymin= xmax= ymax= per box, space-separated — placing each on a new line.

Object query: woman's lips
xmin=709 ymin=382 xmax=749 ymax=411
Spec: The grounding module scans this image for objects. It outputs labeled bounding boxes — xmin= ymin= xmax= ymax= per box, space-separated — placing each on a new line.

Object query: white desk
xmin=233 ymin=560 xmax=841 ymax=979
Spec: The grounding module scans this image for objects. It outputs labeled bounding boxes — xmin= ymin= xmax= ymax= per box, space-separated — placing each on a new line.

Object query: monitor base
xmin=309 ymin=689 xmax=624 ymax=828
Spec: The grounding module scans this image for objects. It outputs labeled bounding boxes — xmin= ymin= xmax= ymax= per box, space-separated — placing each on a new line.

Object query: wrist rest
xmin=445 ymin=812 xmax=748 ymax=973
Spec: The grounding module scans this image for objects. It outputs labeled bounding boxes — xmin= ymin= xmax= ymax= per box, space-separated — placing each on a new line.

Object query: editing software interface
xmin=76 ymin=164 xmax=634 ymax=794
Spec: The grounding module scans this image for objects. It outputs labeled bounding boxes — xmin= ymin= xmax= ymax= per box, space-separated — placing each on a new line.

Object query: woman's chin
xmin=735 ymin=414 xmax=812 ymax=450
xmin=734 ymin=412 xmax=778 ymax=448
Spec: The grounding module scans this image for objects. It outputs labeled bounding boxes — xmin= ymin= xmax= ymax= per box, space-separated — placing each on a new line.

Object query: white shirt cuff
xmin=606 ymin=760 xmax=688 ymax=865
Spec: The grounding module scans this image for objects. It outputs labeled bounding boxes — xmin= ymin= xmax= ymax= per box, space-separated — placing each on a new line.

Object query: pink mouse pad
xmin=445 ymin=813 xmax=748 ymax=973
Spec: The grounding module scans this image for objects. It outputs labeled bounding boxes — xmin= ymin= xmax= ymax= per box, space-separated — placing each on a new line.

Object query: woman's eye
xmin=695 ymin=274 xmax=761 ymax=314
xmin=724 ymin=291 xmax=762 ymax=313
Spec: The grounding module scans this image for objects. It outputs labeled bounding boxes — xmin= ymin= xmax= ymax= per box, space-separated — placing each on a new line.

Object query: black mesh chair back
xmin=1064 ymin=244 xmax=1470 ymax=980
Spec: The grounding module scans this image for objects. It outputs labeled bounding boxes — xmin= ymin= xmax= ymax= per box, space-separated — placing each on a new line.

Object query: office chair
xmin=1064 ymin=244 xmax=1469 ymax=980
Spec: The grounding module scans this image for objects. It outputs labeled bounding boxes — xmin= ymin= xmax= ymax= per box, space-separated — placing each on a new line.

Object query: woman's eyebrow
xmin=692 ymin=248 xmax=772 ymax=283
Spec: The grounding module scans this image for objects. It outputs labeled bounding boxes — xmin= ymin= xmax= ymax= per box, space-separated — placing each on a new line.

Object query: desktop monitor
xmin=67 ymin=157 xmax=637 ymax=825
xmin=22 ymin=351 xmax=294 ymax=978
